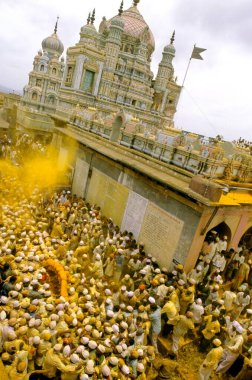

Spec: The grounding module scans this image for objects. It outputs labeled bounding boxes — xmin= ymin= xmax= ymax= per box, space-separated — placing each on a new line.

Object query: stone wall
xmin=61 ymin=138 xmax=201 ymax=269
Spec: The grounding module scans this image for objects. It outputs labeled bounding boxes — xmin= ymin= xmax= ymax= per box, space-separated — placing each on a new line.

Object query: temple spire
xmin=87 ymin=12 xmax=91 ymax=25
xmin=54 ymin=16 xmax=59 ymax=34
xmin=170 ymin=30 xmax=175 ymax=45
xmin=133 ymin=0 xmax=140 ymax=6
xmin=118 ymin=1 xmax=124 ymax=16
xmin=91 ymin=8 xmax=95 ymax=24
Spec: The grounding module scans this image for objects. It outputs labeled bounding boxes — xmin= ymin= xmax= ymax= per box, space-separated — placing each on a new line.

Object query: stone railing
xmin=119 ymin=132 xmax=252 ymax=183
xmin=68 ymin=117 xmax=252 ymax=183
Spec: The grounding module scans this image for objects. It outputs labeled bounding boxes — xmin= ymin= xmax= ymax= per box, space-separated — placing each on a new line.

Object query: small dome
xmin=110 ymin=15 xmax=125 ymax=30
xmin=164 ymin=43 xmax=175 ymax=55
xmin=42 ymin=32 xmax=64 ymax=57
xmin=80 ymin=23 xmax=98 ymax=37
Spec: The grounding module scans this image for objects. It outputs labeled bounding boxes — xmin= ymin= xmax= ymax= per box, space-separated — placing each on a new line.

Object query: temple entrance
xmin=110 ymin=116 xmax=123 ymax=142
xmin=206 ymin=221 xmax=232 ymax=242
xmin=239 ymin=226 xmax=252 ymax=248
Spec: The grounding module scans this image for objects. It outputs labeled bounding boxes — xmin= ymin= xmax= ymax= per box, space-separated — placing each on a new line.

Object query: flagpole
xmin=176 ymin=44 xmax=195 ymax=109
xmin=181 ymin=44 xmax=195 ymax=87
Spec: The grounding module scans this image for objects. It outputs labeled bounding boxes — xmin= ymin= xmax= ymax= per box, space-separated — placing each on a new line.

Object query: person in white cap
xmin=232 ymin=260 xmax=251 ymax=290
xmin=136 ymin=362 xmax=146 ymax=380
xmin=211 ymin=251 xmax=226 ymax=274
xmin=198 ymin=338 xmax=223 ymax=380
xmin=236 ymin=290 xmax=251 ymax=319
xmin=188 ymin=265 xmax=204 ymax=284
xmin=88 ymin=254 xmax=104 ymax=279
xmin=216 ymin=324 xmax=244 ymax=374
xmin=148 ymin=303 xmax=161 ymax=353
xmin=222 ymin=289 xmax=237 ymax=313
xmin=217 ymin=236 xmax=228 ymax=253
xmin=190 ymin=298 xmax=205 ymax=325
xmin=104 ymin=253 xmax=116 ymax=278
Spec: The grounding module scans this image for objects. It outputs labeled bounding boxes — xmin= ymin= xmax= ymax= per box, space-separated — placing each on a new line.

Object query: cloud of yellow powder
xmin=0 ymin=139 xmax=77 ymax=198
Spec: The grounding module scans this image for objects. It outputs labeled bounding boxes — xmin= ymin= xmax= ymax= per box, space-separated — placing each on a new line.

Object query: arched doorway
xmin=239 ymin=226 xmax=252 ymax=248
xmin=206 ymin=221 xmax=232 ymax=243
xmin=110 ymin=116 xmax=123 ymax=142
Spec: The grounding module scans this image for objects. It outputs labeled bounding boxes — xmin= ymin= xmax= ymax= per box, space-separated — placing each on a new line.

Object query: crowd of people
xmin=0 ymin=143 xmax=251 ymax=380
xmin=232 ymin=138 xmax=252 ymax=155
xmin=0 ymin=134 xmax=45 ymax=164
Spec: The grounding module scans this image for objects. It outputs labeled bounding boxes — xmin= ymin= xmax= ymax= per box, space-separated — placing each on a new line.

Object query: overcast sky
xmin=0 ymin=0 xmax=251 ymax=141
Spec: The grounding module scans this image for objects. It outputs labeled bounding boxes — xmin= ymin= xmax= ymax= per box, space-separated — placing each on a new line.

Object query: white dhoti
xmin=216 ymin=349 xmax=239 ymax=374
xmin=172 ymin=333 xmax=181 ymax=354
xmin=198 ymin=364 xmax=214 ymax=380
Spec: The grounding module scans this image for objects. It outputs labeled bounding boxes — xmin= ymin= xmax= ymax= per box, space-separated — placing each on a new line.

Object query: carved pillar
xmin=93 ymin=62 xmax=104 ymax=96
xmin=73 ymin=55 xmax=86 ymax=90
xmin=160 ymin=89 xmax=169 ymax=113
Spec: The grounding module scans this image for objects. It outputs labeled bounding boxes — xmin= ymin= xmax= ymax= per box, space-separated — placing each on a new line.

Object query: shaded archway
xmin=239 ymin=226 xmax=252 ymax=248
xmin=110 ymin=116 xmax=123 ymax=142
xmin=206 ymin=221 xmax=232 ymax=243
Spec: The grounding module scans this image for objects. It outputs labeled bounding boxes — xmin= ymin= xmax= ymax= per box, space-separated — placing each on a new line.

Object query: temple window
xmin=32 ymin=92 xmax=38 ymax=101
xmin=48 ymin=96 xmax=55 ymax=105
xmin=48 ymin=82 xmax=56 ymax=91
xmin=36 ymin=79 xmax=42 ymax=87
xmin=52 ymin=67 xmax=57 ymax=75
xmin=40 ymin=65 xmax=44 ymax=72
xmin=82 ymin=70 xmax=95 ymax=93
xmin=65 ymin=66 xmax=73 ymax=86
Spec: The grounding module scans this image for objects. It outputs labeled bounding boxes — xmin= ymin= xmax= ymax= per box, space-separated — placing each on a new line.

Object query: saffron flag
xmin=191 ymin=45 xmax=206 ymax=60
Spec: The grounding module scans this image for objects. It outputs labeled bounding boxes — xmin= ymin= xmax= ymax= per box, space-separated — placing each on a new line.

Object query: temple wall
xmin=59 ymin=137 xmax=201 ymax=269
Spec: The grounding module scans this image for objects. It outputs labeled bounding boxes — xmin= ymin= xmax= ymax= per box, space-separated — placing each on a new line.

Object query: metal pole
xmin=176 ymin=44 xmax=195 ymax=110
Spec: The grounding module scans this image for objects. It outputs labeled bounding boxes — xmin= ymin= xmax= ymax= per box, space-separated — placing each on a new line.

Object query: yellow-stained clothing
xmin=199 ymin=346 xmax=223 ymax=380
xmin=74 ymin=245 xmax=90 ymax=259
xmin=173 ymin=315 xmax=194 ymax=336
xmin=36 ymin=340 xmax=52 ymax=367
xmin=172 ymin=315 xmax=195 ymax=354
xmin=0 ymin=358 xmax=10 ymax=380
xmin=8 ymin=368 xmax=28 ymax=380
xmin=55 ymin=245 xmax=67 ymax=260
xmin=169 ymin=290 xmax=180 ymax=311
xmin=233 ymin=262 xmax=250 ymax=289
xmin=136 ymin=373 xmax=147 ymax=380
xmin=180 ymin=288 xmax=195 ymax=314
xmin=161 ymin=301 xmax=178 ymax=323
xmin=202 ymin=346 xmax=223 ymax=368
xmin=3 ymin=339 xmax=27 ymax=353
xmin=202 ymin=319 xmax=220 ymax=340
xmin=89 ymin=260 xmax=103 ymax=278
xmin=60 ymin=364 xmax=82 ymax=380
xmin=153 ymin=356 xmax=180 ymax=379
xmin=43 ymin=348 xmax=77 ymax=378
xmin=51 ymin=223 xmax=64 ymax=238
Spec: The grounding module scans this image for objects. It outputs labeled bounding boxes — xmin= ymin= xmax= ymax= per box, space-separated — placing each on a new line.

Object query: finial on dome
xmin=54 ymin=16 xmax=59 ymax=34
xmin=87 ymin=12 xmax=91 ymax=25
xmin=133 ymin=0 xmax=140 ymax=6
xmin=118 ymin=1 xmax=124 ymax=16
xmin=170 ymin=30 xmax=175 ymax=45
xmin=91 ymin=8 xmax=95 ymax=24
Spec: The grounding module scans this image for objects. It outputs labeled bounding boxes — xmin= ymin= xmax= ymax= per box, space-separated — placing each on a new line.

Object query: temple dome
xmin=164 ymin=43 xmax=175 ymax=55
xmin=80 ymin=23 xmax=98 ymax=37
xmin=108 ymin=3 xmax=155 ymax=53
xmin=42 ymin=32 xmax=64 ymax=57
